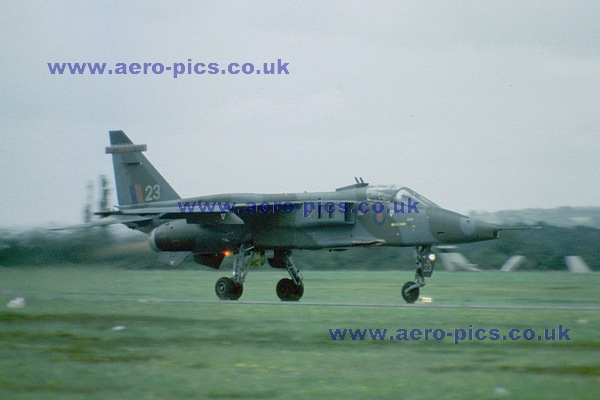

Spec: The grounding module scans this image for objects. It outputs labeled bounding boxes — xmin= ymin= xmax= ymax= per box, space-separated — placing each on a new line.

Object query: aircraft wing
xmin=50 ymin=215 xmax=153 ymax=230
xmin=114 ymin=207 xmax=245 ymax=225
xmin=157 ymin=211 xmax=244 ymax=224
xmin=56 ymin=199 xmax=362 ymax=231
xmin=496 ymin=226 xmax=541 ymax=230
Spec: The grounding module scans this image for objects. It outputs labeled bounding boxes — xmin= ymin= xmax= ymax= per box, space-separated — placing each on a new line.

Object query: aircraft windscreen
xmin=394 ymin=187 xmax=439 ymax=207
xmin=366 ymin=185 xmax=439 ymax=207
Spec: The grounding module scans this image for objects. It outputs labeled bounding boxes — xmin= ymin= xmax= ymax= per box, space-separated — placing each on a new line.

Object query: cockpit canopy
xmin=365 ymin=185 xmax=439 ymax=208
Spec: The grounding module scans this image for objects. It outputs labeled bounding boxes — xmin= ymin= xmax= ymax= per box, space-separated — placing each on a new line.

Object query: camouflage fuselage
xmin=137 ymin=184 xmax=499 ymax=255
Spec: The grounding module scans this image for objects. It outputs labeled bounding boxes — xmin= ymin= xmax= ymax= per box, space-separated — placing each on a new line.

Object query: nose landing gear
xmin=402 ymin=245 xmax=436 ymax=303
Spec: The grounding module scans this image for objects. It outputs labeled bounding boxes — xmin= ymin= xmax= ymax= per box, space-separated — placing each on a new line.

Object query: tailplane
xmin=106 ymin=130 xmax=180 ymax=207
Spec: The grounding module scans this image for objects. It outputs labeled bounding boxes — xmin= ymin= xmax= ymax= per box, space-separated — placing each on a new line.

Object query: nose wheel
xmin=401 ymin=245 xmax=436 ymax=303
xmin=401 ymin=281 xmax=420 ymax=303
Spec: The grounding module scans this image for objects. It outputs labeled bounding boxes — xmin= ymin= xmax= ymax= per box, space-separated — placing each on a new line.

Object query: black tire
xmin=401 ymin=281 xmax=419 ymax=303
xmin=215 ymin=277 xmax=243 ymax=300
xmin=276 ymin=278 xmax=303 ymax=301
xmin=232 ymin=282 xmax=244 ymax=299
xmin=294 ymin=283 xmax=304 ymax=300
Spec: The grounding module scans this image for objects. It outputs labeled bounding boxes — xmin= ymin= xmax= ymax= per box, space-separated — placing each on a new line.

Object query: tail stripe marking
xmin=130 ymin=184 xmax=144 ymax=204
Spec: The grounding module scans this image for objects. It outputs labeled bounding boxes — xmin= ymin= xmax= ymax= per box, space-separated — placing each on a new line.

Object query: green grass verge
xmin=1 ymin=266 xmax=599 ymax=399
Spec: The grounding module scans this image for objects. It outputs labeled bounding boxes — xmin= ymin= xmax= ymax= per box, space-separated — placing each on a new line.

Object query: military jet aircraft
xmin=63 ymin=130 xmax=503 ymax=303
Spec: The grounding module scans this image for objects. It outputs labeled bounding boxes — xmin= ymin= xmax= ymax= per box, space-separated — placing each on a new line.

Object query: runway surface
xmin=3 ymin=290 xmax=600 ymax=311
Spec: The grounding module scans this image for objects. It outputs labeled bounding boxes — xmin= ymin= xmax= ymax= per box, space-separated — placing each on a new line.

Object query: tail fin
xmin=106 ymin=130 xmax=180 ymax=206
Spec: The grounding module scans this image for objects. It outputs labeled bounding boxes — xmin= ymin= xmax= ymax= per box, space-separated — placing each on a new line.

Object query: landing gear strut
xmin=214 ymin=246 xmax=304 ymax=301
xmin=402 ymin=245 xmax=436 ymax=303
xmin=274 ymin=251 xmax=304 ymax=301
xmin=215 ymin=244 xmax=258 ymax=300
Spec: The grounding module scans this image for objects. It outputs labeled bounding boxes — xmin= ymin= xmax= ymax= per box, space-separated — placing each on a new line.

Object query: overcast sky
xmin=1 ymin=1 xmax=599 ymax=228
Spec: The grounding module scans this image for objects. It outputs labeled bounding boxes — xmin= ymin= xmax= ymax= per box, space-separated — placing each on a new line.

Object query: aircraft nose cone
xmin=428 ymin=208 xmax=499 ymax=244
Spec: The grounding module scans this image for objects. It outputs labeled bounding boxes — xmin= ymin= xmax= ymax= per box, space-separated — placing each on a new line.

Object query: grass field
xmin=1 ymin=266 xmax=599 ymax=399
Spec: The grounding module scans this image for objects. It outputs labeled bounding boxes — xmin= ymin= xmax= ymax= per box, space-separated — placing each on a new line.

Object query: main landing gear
xmin=402 ymin=245 xmax=436 ymax=304
xmin=214 ymin=246 xmax=304 ymax=301
xmin=273 ymin=250 xmax=304 ymax=301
